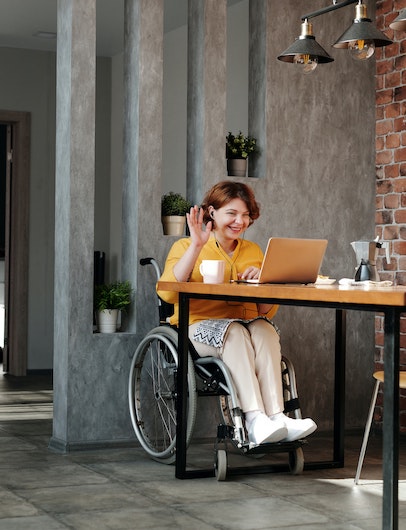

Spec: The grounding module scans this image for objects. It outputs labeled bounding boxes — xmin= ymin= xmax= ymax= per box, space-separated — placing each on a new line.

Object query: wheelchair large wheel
xmin=129 ymin=326 xmax=197 ymax=464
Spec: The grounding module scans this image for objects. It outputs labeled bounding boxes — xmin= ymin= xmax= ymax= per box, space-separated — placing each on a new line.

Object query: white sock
xmin=269 ymin=412 xmax=285 ymax=421
xmin=245 ymin=410 xmax=261 ymax=426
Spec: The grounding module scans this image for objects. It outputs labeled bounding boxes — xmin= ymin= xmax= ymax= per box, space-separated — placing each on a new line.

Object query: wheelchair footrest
xmin=244 ymin=438 xmax=307 ymax=455
xmin=216 ymin=423 xmax=307 ymax=455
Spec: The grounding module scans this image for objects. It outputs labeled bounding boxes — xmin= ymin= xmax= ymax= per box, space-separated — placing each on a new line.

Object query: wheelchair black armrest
xmin=140 ymin=257 xmax=155 ymax=266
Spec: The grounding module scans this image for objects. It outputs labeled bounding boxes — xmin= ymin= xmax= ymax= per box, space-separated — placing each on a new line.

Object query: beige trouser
xmin=189 ymin=319 xmax=284 ymax=416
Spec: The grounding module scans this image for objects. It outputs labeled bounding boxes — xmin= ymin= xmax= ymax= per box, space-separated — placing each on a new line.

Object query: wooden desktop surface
xmin=157 ymin=281 xmax=406 ymax=307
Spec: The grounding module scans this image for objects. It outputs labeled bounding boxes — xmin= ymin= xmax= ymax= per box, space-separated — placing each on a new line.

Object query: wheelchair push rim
xmin=128 ymin=326 xmax=197 ymax=463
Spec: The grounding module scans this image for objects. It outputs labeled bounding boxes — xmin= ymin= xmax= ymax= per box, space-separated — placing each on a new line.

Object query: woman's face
xmin=211 ymin=198 xmax=251 ymax=241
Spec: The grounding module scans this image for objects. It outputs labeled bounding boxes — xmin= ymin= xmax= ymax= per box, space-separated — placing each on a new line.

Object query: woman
xmin=158 ymin=181 xmax=316 ymax=446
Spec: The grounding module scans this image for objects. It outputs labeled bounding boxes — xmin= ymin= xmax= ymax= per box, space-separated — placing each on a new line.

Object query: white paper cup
xmin=199 ymin=260 xmax=225 ymax=284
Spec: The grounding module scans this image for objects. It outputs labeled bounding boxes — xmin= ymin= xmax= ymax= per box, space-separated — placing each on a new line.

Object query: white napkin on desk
xmin=339 ymin=278 xmax=393 ymax=288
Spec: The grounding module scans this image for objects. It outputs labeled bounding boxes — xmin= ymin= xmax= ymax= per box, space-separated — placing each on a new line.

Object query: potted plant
xmin=94 ymin=280 xmax=132 ymax=333
xmin=161 ymin=192 xmax=192 ymax=235
xmin=226 ymin=131 xmax=258 ymax=177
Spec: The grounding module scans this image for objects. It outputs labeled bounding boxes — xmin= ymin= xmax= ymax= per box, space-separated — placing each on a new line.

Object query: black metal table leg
xmin=175 ymin=292 xmax=189 ymax=479
xmin=382 ymin=308 xmax=400 ymax=530
xmin=305 ymin=308 xmax=346 ymax=471
xmin=175 ymin=292 xmax=216 ymax=479
xmin=334 ymin=309 xmax=346 ymax=466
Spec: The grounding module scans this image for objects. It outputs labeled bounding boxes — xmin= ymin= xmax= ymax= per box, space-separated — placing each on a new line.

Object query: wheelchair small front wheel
xmin=288 ymin=446 xmax=304 ymax=475
xmin=128 ymin=326 xmax=197 ymax=464
xmin=215 ymin=449 xmax=227 ymax=481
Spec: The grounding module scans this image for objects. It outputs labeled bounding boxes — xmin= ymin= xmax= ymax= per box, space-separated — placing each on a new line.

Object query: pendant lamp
xmin=277 ymin=20 xmax=334 ymax=74
xmin=333 ymin=2 xmax=392 ymax=60
xmin=277 ymin=0 xmax=392 ymax=73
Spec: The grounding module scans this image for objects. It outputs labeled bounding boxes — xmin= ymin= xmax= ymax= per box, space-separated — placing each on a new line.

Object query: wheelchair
xmin=128 ymin=258 xmax=307 ymax=481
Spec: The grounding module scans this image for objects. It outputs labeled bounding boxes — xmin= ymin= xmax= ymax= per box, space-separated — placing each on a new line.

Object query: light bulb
xmin=293 ymin=54 xmax=318 ymax=74
xmin=348 ymin=39 xmax=375 ymax=60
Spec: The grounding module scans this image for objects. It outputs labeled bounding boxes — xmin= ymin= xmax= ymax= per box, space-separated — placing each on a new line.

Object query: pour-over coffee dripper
xmin=351 ymin=237 xmax=389 ymax=282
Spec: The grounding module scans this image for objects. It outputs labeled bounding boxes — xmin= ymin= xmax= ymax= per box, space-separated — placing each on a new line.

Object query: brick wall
xmin=375 ymin=0 xmax=406 ymax=431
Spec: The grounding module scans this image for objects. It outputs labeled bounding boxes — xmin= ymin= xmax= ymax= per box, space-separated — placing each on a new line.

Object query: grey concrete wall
xmin=1 ymin=0 xmax=378 ymax=446
xmin=162 ymin=0 xmax=250 ymax=197
xmin=245 ymin=0 xmax=377 ymax=430
xmin=134 ymin=0 xmax=377 ymax=437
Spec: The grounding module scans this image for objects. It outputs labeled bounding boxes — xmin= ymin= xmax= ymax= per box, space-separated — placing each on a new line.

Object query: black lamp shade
xmin=333 ymin=18 xmax=392 ymax=48
xmin=277 ymin=35 xmax=334 ymax=64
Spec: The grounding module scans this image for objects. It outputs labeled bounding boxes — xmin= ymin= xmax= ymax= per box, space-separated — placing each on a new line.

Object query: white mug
xmin=199 ymin=260 xmax=225 ymax=284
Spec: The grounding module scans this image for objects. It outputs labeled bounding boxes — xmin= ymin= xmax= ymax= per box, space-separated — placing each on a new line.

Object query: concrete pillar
xmin=187 ymin=0 xmax=227 ymax=203
xmin=50 ymin=0 xmax=144 ymax=451
xmin=248 ymin=0 xmax=269 ymax=178
xmin=51 ymin=0 xmax=97 ymax=450
xmin=121 ymin=0 xmax=164 ymax=336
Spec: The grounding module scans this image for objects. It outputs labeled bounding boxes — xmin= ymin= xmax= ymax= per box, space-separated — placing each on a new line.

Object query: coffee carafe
xmin=351 ymin=237 xmax=389 ymax=282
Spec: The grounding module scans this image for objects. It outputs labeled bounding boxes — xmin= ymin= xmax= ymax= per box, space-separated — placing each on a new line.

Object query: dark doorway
xmin=0 ymin=111 xmax=30 ymax=376
xmin=0 ymin=124 xmax=8 ymax=365
xmin=0 ymin=124 xmax=6 ymax=259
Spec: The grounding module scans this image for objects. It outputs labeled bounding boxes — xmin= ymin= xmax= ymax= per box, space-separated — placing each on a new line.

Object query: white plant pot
xmin=97 ymin=309 xmax=119 ymax=333
xmin=162 ymin=216 xmax=186 ymax=236
xmin=227 ymin=158 xmax=247 ymax=177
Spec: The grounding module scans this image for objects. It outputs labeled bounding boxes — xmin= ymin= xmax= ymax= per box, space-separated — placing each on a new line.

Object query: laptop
xmin=236 ymin=237 xmax=328 ymax=284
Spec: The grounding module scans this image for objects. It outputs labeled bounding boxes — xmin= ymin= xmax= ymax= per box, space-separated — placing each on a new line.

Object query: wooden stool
xmin=354 ymin=370 xmax=406 ymax=484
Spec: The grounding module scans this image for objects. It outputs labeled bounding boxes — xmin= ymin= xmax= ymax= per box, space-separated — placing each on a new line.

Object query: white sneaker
xmin=247 ymin=413 xmax=288 ymax=445
xmin=273 ymin=414 xmax=317 ymax=442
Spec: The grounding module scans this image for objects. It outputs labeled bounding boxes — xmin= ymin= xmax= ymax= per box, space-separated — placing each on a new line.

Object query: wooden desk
xmin=157 ymin=281 xmax=406 ymax=530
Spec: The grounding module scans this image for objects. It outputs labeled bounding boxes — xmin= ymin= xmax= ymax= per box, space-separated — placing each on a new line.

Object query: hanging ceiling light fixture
xmin=333 ymin=1 xmax=392 ymax=59
xmin=278 ymin=0 xmax=392 ymax=73
xmin=277 ymin=19 xmax=333 ymax=74
xmin=390 ymin=8 xmax=406 ymax=31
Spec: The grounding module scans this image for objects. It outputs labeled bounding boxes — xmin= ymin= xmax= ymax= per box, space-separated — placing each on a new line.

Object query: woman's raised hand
xmin=186 ymin=205 xmax=212 ymax=248
xmin=173 ymin=206 xmax=211 ymax=282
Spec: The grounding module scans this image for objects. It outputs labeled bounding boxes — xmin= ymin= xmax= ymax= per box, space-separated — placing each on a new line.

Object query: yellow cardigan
xmin=157 ymin=236 xmax=278 ymax=326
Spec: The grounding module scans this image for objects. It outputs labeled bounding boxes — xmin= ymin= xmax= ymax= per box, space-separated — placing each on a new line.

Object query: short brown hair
xmin=201 ymin=181 xmax=260 ymax=226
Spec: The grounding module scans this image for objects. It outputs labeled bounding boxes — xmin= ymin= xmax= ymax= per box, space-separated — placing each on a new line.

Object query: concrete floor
xmin=0 ymin=369 xmax=405 ymax=530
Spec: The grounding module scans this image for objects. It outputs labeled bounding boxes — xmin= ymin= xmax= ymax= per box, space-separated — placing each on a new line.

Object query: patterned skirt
xmin=192 ymin=316 xmax=279 ymax=349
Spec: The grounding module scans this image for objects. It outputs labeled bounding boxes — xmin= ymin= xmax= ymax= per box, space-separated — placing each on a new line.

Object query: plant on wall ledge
xmin=161 ymin=192 xmax=191 ymax=217
xmin=94 ymin=280 xmax=132 ymax=333
xmin=226 ymin=131 xmax=258 ymax=177
xmin=161 ymin=192 xmax=192 ymax=236
xmin=226 ymin=131 xmax=257 ymax=159
xmin=94 ymin=280 xmax=132 ymax=312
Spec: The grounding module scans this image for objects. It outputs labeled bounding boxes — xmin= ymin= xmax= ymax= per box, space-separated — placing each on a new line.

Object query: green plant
xmin=161 ymin=192 xmax=191 ymax=216
xmin=226 ymin=131 xmax=258 ymax=159
xmin=94 ymin=281 xmax=132 ymax=312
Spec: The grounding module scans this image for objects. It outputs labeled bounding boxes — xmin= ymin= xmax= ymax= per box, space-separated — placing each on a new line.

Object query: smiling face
xmin=210 ymin=198 xmax=251 ymax=244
